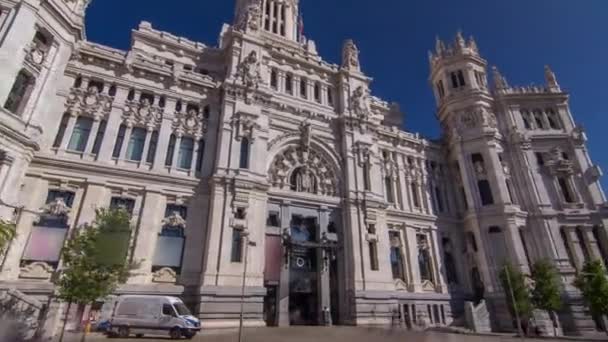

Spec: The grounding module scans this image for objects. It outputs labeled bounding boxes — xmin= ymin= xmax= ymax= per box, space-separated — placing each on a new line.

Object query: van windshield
xmin=173 ymin=303 xmax=191 ymax=316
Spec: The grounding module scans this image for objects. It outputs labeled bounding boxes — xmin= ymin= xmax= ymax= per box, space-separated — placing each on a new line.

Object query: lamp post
xmin=238 ymin=230 xmax=256 ymax=342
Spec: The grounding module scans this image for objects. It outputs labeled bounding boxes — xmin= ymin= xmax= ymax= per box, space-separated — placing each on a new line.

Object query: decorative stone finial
xmin=492 ymin=66 xmax=509 ymax=90
xmin=455 ymin=31 xmax=466 ymax=49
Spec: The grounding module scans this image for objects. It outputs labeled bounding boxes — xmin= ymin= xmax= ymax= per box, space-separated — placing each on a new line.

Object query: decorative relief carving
xmin=43 ymin=198 xmax=71 ymax=217
xmin=546 ymin=147 xmax=574 ymax=175
xmin=66 ymin=86 xmax=113 ymax=119
xmin=350 ymin=86 xmax=371 ymax=120
xmin=152 ymin=267 xmax=177 ymax=283
xmin=233 ymin=113 xmax=261 ymax=141
xmin=173 ymin=108 xmax=207 ymax=137
xmin=269 ymin=129 xmax=339 ymax=197
xmin=20 ymin=262 xmax=54 ymax=280
xmin=122 ymin=98 xmax=163 ymax=129
xmin=163 ymin=211 xmax=187 ymax=229
xmin=236 ymin=51 xmax=263 ymax=103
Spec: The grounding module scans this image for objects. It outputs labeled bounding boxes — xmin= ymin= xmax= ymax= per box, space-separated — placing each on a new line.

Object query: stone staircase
xmin=464 ymin=300 xmax=492 ymax=333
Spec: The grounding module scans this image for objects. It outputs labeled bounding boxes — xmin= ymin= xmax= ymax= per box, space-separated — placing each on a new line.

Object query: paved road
xmin=70 ymin=326 xmax=604 ymax=342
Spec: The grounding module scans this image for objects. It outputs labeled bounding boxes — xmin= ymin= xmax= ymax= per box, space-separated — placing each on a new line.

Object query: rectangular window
xmin=478 ymin=180 xmax=494 ymax=206
xmin=436 ymin=80 xmax=445 ymax=99
xmin=68 ymin=117 xmax=93 ymax=152
xmin=231 ymin=229 xmax=244 ymax=262
xmin=558 ymin=177 xmax=575 ymax=203
xmin=576 ymin=228 xmax=591 ymax=263
xmin=267 ymin=211 xmax=280 ymax=227
xmin=389 ymin=231 xmax=405 ymax=281
xmin=300 ymin=78 xmax=307 ymax=99
xmin=314 ymin=83 xmax=321 ymax=103
xmin=270 ymin=69 xmax=278 ymax=90
xmin=561 ymin=229 xmax=575 ymax=267
xmin=178 ymin=137 xmax=194 ymax=169
xmin=411 ymin=183 xmax=421 ymax=208
xmin=126 ymin=127 xmax=147 ymax=161
xmin=369 ymin=241 xmax=379 ymax=271
xmin=435 ymin=187 xmax=444 ymax=213
xmin=4 ymin=70 xmax=35 ymax=115
xmin=195 ymin=139 xmax=205 ymax=172
xmin=450 ymin=72 xmax=459 ymax=89
xmin=146 ymin=131 xmax=159 ymax=164
xmin=457 ymin=70 xmax=466 ymax=87
xmin=165 ymin=134 xmax=176 ymax=166
xmin=362 ymin=163 xmax=371 ymax=191
xmin=112 ymin=124 xmax=127 ymax=158
xmin=327 ymin=87 xmax=334 ymax=106
xmin=53 ymin=113 xmax=70 ymax=148
xmin=385 ymin=177 xmax=394 ymax=203
xmin=285 ymin=74 xmax=293 ymax=94
xmin=91 ymin=120 xmax=107 ymax=155
xmin=110 ymin=197 xmax=135 ymax=215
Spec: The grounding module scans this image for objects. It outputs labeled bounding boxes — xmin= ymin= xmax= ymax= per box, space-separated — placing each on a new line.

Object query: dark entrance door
xmin=289 ymin=216 xmax=319 ymax=325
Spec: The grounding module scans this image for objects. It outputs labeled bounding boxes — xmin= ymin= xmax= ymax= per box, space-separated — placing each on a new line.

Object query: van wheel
xmin=169 ymin=328 xmax=182 ymax=340
xmin=185 ymin=332 xmax=196 ymax=339
xmin=118 ymin=326 xmax=130 ymax=338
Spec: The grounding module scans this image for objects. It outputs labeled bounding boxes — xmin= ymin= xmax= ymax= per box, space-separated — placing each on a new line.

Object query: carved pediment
xmin=20 ymin=262 xmax=54 ymax=280
xmin=152 ymin=267 xmax=177 ymax=284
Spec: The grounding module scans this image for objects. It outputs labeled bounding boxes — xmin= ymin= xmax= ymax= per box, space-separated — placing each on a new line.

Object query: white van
xmin=108 ymin=295 xmax=201 ymax=339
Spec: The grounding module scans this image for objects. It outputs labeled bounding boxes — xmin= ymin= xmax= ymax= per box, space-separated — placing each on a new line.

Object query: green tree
xmin=500 ymin=263 xmax=533 ymax=335
xmin=574 ymin=260 xmax=608 ymax=330
xmin=530 ymin=260 xmax=563 ymax=334
xmin=56 ymin=208 xmax=134 ymax=342
xmin=0 ymin=219 xmax=16 ymax=251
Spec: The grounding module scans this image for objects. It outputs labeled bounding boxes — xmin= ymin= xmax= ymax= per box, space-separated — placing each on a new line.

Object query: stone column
xmin=97 ymin=86 xmax=129 ymax=163
xmin=0 ymin=176 xmax=47 ymax=280
xmin=190 ymin=138 xmax=201 ymax=174
xmin=84 ymin=118 xmax=102 ymax=155
xmin=171 ymin=134 xmax=182 ymax=170
xmin=139 ymin=128 xmax=153 ymax=168
xmin=405 ymin=227 xmax=421 ymax=292
xmin=118 ymin=125 xmax=133 ymax=162
xmin=318 ymin=207 xmax=331 ymax=325
xmin=278 ymin=201 xmax=291 ymax=327
xmin=128 ymin=188 xmax=166 ymax=284
xmin=59 ymin=113 xmax=78 ymax=152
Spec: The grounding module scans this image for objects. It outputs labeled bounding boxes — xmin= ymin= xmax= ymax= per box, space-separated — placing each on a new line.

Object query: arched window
xmin=533 ymin=110 xmax=545 ymax=129
xmin=108 ymin=85 xmax=117 ymax=97
xmin=521 ymin=110 xmax=532 ymax=129
xmin=203 ymin=105 xmax=210 ymax=119
xmin=178 ymin=137 xmax=194 ymax=169
xmin=73 ymin=76 xmax=83 ymax=88
xmin=239 ymin=138 xmax=250 ymax=169
xmin=4 ymin=69 xmax=35 ymax=115
xmin=165 ymin=134 xmax=176 ymax=166
xmin=127 ymin=89 xmax=135 ymax=101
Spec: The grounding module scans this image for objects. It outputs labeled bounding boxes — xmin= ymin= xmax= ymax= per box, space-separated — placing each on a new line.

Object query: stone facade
xmin=0 ymin=0 xmax=606 ymax=337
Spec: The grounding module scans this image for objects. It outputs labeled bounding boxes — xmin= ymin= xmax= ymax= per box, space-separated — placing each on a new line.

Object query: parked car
xmin=107 ymin=295 xmax=200 ymax=339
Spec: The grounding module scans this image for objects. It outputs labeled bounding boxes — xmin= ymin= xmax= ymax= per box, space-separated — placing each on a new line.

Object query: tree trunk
xmin=58 ymin=301 xmax=72 ymax=342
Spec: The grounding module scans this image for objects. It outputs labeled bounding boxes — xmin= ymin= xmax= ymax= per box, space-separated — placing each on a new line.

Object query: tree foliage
xmin=574 ymin=260 xmax=608 ymax=317
xmin=500 ymin=263 xmax=534 ymax=320
xmin=0 ymin=219 xmax=16 ymax=251
xmin=57 ymin=208 xmax=133 ymax=306
xmin=530 ymin=259 xmax=563 ymax=313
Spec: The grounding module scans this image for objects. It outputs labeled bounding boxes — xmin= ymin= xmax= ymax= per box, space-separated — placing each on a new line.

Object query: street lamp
xmin=238 ymin=230 xmax=256 ymax=342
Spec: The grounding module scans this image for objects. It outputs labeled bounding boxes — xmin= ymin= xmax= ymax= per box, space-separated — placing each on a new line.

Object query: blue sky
xmin=86 ymin=0 xmax=608 ymax=189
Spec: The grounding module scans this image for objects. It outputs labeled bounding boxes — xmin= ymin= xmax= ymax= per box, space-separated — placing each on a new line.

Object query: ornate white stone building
xmin=0 ymin=0 xmax=607 ymax=337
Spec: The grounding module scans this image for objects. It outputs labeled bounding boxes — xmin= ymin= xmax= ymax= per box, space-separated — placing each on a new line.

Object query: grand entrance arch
xmin=263 ymin=126 xmax=345 ymax=326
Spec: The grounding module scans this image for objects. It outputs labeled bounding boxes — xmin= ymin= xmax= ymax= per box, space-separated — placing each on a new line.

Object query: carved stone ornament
xmin=236 ymin=51 xmax=263 ymax=90
xmin=235 ymin=0 xmax=262 ymax=32
xmin=173 ymin=108 xmax=208 ymax=137
xmin=152 ymin=267 xmax=177 ymax=284
xmin=26 ymin=44 xmax=46 ymax=67
xmin=269 ymin=144 xmax=339 ymax=197
xmin=163 ymin=211 xmax=187 ymax=229
xmin=474 ymin=161 xmax=486 ymax=176
xmin=546 ymin=147 xmax=574 ymax=175
xmin=299 ymin=121 xmax=312 ymax=152
xmin=492 ymin=66 xmax=509 ymax=90
xmin=342 ymin=39 xmax=361 ymax=71
xmin=66 ymin=86 xmax=113 ymax=119
xmin=20 ymin=262 xmax=54 ymax=280
xmin=123 ymin=98 xmax=163 ymax=129
xmin=43 ymin=198 xmax=71 ymax=217
xmin=350 ymin=86 xmax=371 ymax=120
